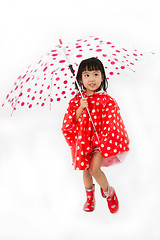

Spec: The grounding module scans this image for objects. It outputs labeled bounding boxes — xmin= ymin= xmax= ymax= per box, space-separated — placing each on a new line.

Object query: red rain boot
xmin=100 ymin=186 xmax=119 ymax=214
xmin=83 ymin=184 xmax=95 ymax=212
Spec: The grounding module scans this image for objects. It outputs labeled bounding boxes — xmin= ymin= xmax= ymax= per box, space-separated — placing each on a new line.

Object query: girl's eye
xmin=85 ymin=74 xmax=89 ymax=77
xmin=95 ymin=73 xmax=98 ymax=76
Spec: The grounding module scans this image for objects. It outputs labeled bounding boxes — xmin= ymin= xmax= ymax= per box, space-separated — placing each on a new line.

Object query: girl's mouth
xmin=89 ymin=84 xmax=96 ymax=87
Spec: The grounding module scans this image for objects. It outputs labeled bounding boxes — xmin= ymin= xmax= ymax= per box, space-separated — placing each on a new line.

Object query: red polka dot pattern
xmin=2 ymin=36 xmax=146 ymax=113
xmin=62 ymin=91 xmax=130 ymax=170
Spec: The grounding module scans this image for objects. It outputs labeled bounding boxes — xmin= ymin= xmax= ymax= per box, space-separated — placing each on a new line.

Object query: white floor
xmin=1 ymin=1 xmax=160 ymax=239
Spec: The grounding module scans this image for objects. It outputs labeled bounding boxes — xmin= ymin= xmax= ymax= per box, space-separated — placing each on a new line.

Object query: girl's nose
xmin=89 ymin=75 xmax=95 ymax=81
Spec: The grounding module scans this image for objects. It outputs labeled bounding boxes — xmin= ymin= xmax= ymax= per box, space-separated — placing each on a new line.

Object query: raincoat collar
xmin=77 ymin=90 xmax=107 ymax=98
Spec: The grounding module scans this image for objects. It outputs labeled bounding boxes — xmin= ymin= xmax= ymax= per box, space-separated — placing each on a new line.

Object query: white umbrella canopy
xmin=2 ymin=35 xmax=154 ymax=117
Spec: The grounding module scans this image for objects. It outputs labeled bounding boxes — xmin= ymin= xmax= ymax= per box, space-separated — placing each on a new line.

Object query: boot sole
xmin=83 ymin=208 xmax=95 ymax=212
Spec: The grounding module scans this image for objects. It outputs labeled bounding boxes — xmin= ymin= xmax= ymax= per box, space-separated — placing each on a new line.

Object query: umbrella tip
xmin=59 ymin=39 xmax=63 ymax=45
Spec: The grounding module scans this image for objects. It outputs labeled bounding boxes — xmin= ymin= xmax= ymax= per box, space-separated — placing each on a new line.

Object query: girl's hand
xmin=80 ymin=97 xmax=88 ymax=109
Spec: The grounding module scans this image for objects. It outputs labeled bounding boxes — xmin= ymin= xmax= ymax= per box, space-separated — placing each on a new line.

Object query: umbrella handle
xmin=69 ymin=64 xmax=75 ymax=76
xmin=59 ymin=39 xmax=100 ymax=144
xmin=86 ymin=106 xmax=100 ymax=143
xmin=72 ymin=74 xmax=100 ymax=144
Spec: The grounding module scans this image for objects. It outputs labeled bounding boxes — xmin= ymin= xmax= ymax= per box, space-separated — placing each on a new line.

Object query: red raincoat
xmin=61 ymin=90 xmax=130 ymax=170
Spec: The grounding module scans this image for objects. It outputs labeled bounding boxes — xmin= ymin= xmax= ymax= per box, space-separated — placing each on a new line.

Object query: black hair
xmin=75 ymin=57 xmax=108 ymax=92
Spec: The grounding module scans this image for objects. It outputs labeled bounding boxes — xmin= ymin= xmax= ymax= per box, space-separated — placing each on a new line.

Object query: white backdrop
xmin=0 ymin=0 xmax=160 ymax=239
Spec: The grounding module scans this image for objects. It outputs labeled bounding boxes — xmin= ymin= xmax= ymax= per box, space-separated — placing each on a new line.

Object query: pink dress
xmin=61 ymin=91 xmax=130 ymax=170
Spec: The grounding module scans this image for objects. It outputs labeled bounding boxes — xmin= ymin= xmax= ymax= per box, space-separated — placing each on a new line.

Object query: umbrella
xmin=2 ymin=36 xmax=154 ymax=115
xmin=2 ymin=35 xmax=155 ymax=142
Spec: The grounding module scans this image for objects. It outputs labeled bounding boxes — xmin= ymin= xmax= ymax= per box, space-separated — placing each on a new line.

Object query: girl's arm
xmin=74 ymin=97 xmax=88 ymax=123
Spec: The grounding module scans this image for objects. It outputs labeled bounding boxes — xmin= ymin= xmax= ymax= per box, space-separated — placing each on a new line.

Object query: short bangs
xmin=75 ymin=57 xmax=108 ymax=92
xmin=76 ymin=57 xmax=105 ymax=80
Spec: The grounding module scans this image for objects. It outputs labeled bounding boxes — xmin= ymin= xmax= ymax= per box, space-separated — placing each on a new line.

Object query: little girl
xmin=61 ymin=57 xmax=130 ymax=213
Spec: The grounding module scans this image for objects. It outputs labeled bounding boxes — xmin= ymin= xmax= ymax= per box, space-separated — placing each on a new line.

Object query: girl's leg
xmin=89 ymin=151 xmax=109 ymax=192
xmin=83 ymin=169 xmax=93 ymax=189
xmin=89 ymin=152 xmax=119 ymax=214
xmin=83 ymin=170 xmax=95 ymax=212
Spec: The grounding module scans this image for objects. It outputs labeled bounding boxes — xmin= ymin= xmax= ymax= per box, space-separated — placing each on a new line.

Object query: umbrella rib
xmin=104 ymin=54 xmax=136 ymax=72
xmin=11 ymin=89 xmax=22 ymax=116
xmin=98 ymin=41 xmax=138 ymax=72
xmin=10 ymin=62 xmax=45 ymax=116
xmin=2 ymin=76 xmax=22 ymax=107
xmin=49 ymin=67 xmax=60 ymax=110
xmin=56 ymin=45 xmax=72 ymax=65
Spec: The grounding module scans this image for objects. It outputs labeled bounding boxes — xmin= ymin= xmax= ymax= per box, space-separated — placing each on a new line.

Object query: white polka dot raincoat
xmin=61 ymin=90 xmax=130 ymax=170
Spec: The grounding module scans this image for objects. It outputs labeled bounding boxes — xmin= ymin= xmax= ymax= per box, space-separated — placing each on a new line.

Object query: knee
xmin=89 ymin=165 xmax=101 ymax=178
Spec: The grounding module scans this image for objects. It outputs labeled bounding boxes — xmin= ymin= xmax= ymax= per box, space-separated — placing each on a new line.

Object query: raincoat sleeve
xmin=61 ymin=96 xmax=80 ymax=147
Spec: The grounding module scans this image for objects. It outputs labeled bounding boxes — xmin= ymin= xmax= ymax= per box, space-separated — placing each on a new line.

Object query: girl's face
xmin=81 ymin=69 xmax=104 ymax=95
